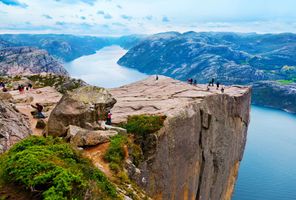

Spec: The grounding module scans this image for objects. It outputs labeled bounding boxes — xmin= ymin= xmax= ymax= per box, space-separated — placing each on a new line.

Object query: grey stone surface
xmin=0 ymin=100 xmax=32 ymax=154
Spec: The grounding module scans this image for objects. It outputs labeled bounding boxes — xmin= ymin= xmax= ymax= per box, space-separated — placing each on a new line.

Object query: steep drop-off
xmin=110 ymin=76 xmax=251 ymax=200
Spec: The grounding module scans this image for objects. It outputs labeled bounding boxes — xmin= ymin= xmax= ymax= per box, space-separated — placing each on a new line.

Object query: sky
xmin=0 ymin=0 xmax=296 ymax=36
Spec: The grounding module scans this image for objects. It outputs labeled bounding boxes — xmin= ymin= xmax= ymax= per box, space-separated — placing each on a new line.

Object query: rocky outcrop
xmin=0 ymin=100 xmax=32 ymax=154
xmin=0 ymin=47 xmax=68 ymax=76
xmin=252 ymin=81 xmax=296 ymax=113
xmin=47 ymin=86 xmax=117 ymax=137
xmin=66 ymin=125 xmax=117 ymax=147
xmin=110 ymin=76 xmax=251 ymax=200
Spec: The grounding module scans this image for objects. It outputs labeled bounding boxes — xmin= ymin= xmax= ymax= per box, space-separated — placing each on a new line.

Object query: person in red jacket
xmin=106 ymin=111 xmax=112 ymax=125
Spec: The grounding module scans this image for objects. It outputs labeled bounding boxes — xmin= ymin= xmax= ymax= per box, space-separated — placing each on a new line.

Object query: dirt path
xmin=83 ymin=142 xmax=113 ymax=178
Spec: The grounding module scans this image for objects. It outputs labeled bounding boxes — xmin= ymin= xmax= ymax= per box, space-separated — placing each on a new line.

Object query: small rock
xmin=36 ymin=119 xmax=46 ymax=129
xmin=0 ymin=92 xmax=12 ymax=101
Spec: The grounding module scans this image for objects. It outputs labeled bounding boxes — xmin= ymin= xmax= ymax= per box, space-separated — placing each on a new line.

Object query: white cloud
xmin=0 ymin=0 xmax=296 ymax=35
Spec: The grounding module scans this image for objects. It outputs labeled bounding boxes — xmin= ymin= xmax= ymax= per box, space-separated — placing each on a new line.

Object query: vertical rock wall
xmin=135 ymin=91 xmax=251 ymax=200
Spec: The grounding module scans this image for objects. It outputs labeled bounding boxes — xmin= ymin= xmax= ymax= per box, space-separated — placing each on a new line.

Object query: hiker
xmin=106 ymin=111 xmax=112 ymax=125
xmin=221 ymin=87 xmax=225 ymax=93
xmin=156 ymin=75 xmax=159 ymax=81
xmin=18 ymin=85 xmax=22 ymax=93
xmin=211 ymin=78 xmax=215 ymax=86
xmin=207 ymin=86 xmax=210 ymax=91
xmin=31 ymin=103 xmax=45 ymax=119
xmin=193 ymin=80 xmax=197 ymax=85
xmin=216 ymin=82 xmax=220 ymax=89
xmin=28 ymin=83 xmax=33 ymax=90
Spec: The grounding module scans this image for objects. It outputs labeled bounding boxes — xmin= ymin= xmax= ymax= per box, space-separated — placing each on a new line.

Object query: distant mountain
xmin=0 ymin=34 xmax=146 ymax=62
xmin=252 ymin=81 xmax=296 ymax=113
xmin=118 ymin=32 xmax=296 ymax=84
xmin=118 ymin=31 xmax=296 ymax=112
xmin=0 ymin=47 xmax=68 ymax=76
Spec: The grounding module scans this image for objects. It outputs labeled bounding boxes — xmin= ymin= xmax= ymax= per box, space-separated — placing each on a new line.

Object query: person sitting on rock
xmin=221 ymin=87 xmax=225 ymax=93
xmin=31 ymin=103 xmax=45 ymax=119
xmin=106 ymin=111 xmax=112 ymax=125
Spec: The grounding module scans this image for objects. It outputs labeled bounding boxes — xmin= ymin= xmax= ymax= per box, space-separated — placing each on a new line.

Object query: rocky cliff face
xmin=110 ymin=76 xmax=251 ymax=200
xmin=0 ymin=47 xmax=68 ymax=76
xmin=0 ymin=100 xmax=32 ymax=154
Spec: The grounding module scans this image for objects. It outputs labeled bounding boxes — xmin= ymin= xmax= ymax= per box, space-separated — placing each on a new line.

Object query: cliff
xmin=110 ymin=76 xmax=251 ymax=200
xmin=0 ymin=47 xmax=68 ymax=76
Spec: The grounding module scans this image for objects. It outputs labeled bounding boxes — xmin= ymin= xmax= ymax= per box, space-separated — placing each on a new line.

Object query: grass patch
xmin=0 ymin=136 xmax=120 ymax=200
xmin=104 ymin=134 xmax=144 ymax=170
xmin=277 ymin=79 xmax=294 ymax=85
xmin=104 ymin=135 xmax=128 ymax=171
xmin=121 ymin=115 xmax=166 ymax=138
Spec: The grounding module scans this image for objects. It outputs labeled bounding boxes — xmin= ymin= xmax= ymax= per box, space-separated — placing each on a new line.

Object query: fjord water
xmin=65 ymin=46 xmax=296 ymax=200
xmin=65 ymin=46 xmax=147 ymax=88
xmin=233 ymin=106 xmax=296 ymax=200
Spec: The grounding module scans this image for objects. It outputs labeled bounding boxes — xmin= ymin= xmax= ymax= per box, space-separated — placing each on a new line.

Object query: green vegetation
xmin=277 ymin=79 xmax=295 ymax=85
xmin=0 ymin=136 xmax=119 ymax=200
xmin=104 ymin=134 xmax=128 ymax=173
xmin=104 ymin=134 xmax=144 ymax=170
xmin=27 ymin=74 xmax=84 ymax=93
xmin=121 ymin=115 xmax=166 ymax=138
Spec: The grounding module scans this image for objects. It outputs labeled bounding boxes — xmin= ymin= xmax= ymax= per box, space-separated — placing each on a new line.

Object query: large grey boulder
xmin=0 ymin=100 xmax=32 ymax=154
xmin=47 ymin=86 xmax=117 ymax=137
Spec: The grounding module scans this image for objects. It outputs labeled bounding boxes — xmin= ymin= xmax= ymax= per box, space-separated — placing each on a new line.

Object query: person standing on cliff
xmin=211 ymin=78 xmax=215 ymax=86
xmin=216 ymin=81 xmax=220 ymax=89
xmin=106 ymin=111 xmax=112 ymax=125
xmin=156 ymin=75 xmax=159 ymax=81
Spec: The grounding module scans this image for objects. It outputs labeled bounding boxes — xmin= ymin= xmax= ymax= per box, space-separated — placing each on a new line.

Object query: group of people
xmin=18 ymin=83 xmax=33 ymax=94
xmin=187 ymin=78 xmax=197 ymax=85
xmin=207 ymin=78 xmax=225 ymax=93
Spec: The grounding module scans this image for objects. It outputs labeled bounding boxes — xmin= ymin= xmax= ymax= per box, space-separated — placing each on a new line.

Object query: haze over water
xmin=65 ymin=46 xmax=296 ymax=200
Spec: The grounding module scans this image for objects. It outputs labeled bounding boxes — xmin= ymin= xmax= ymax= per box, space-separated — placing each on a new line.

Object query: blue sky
xmin=0 ymin=0 xmax=296 ymax=35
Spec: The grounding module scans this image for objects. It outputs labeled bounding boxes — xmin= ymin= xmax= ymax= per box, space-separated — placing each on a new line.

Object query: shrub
xmin=0 ymin=136 xmax=119 ymax=200
xmin=104 ymin=135 xmax=128 ymax=171
xmin=121 ymin=115 xmax=166 ymax=138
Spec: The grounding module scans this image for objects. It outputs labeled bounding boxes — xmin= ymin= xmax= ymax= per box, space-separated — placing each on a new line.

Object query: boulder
xmin=66 ymin=125 xmax=117 ymax=147
xmin=47 ymin=86 xmax=117 ymax=137
xmin=12 ymin=95 xmax=34 ymax=104
xmin=0 ymin=92 xmax=12 ymax=101
xmin=36 ymin=119 xmax=46 ymax=129
xmin=0 ymin=100 xmax=32 ymax=154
